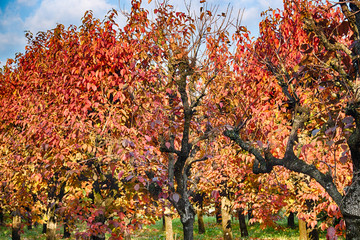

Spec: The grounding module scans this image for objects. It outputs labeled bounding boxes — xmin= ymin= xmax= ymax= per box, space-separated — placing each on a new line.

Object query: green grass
xmin=0 ymin=216 xmax=344 ymax=239
xmin=132 ymin=216 xmax=298 ymax=240
xmin=132 ymin=216 xmax=341 ymax=240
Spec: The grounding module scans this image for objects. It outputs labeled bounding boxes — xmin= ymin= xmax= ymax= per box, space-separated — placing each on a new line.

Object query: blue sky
xmin=0 ymin=0 xmax=283 ymax=66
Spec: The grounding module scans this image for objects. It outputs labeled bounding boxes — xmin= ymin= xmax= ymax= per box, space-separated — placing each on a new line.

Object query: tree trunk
xmin=0 ymin=208 xmax=4 ymax=226
xmin=221 ymin=196 xmax=233 ymax=240
xmin=308 ymin=227 xmax=319 ymax=240
xmin=43 ymin=223 xmax=47 ymax=234
xmin=181 ymin=214 xmax=194 ymax=240
xmin=247 ymin=203 xmax=253 ymax=225
xmin=237 ymin=208 xmax=248 ymax=237
xmin=340 ymin=173 xmax=360 ymax=239
xmin=164 ymin=207 xmax=174 ymax=240
xmin=46 ymin=209 xmax=57 ymax=240
xmin=162 ymin=215 xmax=166 ymax=231
xmin=299 ymin=219 xmax=319 ymax=240
xmin=215 ymin=200 xmax=222 ymax=224
xmin=63 ymin=220 xmax=71 ymax=238
xmin=197 ymin=207 xmax=205 ymax=234
xmin=12 ymin=212 xmax=21 ymax=240
xmin=287 ymin=212 xmax=295 ymax=229
xmin=343 ymin=217 xmax=360 ymax=239
xmin=299 ymin=219 xmax=307 ymax=240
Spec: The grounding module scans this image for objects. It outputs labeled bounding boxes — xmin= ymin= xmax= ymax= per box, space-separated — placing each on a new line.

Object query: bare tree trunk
xmin=221 ymin=196 xmax=233 ymax=240
xmin=63 ymin=218 xmax=71 ymax=238
xmin=299 ymin=219 xmax=307 ymax=240
xmin=215 ymin=200 xmax=221 ymax=224
xmin=164 ymin=207 xmax=174 ymax=240
xmin=45 ymin=208 xmax=57 ymax=240
xmin=287 ymin=212 xmax=295 ymax=229
xmin=12 ymin=211 xmax=21 ymax=240
xmin=308 ymin=227 xmax=319 ymax=240
xmin=197 ymin=207 xmax=205 ymax=234
xmin=237 ymin=208 xmax=248 ymax=237
xmin=0 ymin=208 xmax=4 ymax=226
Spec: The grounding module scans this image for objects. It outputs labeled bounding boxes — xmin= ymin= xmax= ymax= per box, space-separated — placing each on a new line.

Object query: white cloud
xmin=24 ymin=0 xmax=116 ymax=34
xmin=16 ymin=0 xmax=39 ymax=6
xmin=259 ymin=0 xmax=283 ymax=9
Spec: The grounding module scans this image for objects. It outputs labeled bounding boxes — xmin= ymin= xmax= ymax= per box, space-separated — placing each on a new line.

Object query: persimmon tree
xmin=128 ymin=1 xmax=243 ymax=239
xmin=223 ymin=0 xmax=360 ymax=237
xmin=0 ymin=7 xmax=167 ymax=239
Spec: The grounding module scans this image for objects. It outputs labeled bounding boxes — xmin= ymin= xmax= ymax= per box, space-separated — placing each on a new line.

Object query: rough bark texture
xmin=181 ymin=216 xmax=194 ymax=240
xmin=287 ymin=212 xmax=295 ymax=229
xmin=221 ymin=196 xmax=233 ymax=240
xmin=164 ymin=208 xmax=174 ymax=240
xmin=11 ymin=213 xmax=21 ymax=240
xmin=343 ymin=106 xmax=360 ymax=238
xmin=238 ymin=209 xmax=248 ymax=237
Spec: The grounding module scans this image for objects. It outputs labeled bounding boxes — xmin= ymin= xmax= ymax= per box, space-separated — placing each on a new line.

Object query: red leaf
xmin=326 ymin=227 xmax=337 ymax=240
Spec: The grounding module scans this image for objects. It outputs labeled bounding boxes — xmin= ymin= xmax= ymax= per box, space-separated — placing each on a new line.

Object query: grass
xmin=0 ymin=215 xmax=344 ymax=239
xmin=132 ymin=215 xmax=340 ymax=240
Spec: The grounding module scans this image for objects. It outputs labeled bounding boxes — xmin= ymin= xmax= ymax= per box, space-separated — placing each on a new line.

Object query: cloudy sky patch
xmin=0 ymin=0 xmax=283 ymax=66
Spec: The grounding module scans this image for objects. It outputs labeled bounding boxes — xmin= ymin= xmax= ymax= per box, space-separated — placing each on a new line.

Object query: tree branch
xmin=223 ymin=128 xmax=343 ymax=206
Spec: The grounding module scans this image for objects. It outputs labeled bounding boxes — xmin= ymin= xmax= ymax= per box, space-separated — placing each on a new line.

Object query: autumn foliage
xmin=3 ymin=0 xmax=360 ymax=239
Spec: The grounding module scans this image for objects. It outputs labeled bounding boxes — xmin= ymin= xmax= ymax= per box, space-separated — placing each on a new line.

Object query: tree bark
xmin=287 ymin=212 xmax=295 ymax=229
xmin=341 ymin=173 xmax=360 ymax=239
xmin=181 ymin=215 xmax=194 ymax=240
xmin=162 ymin=215 xmax=166 ymax=231
xmin=308 ymin=227 xmax=319 ymax=240
xmin=43 ymin=223 xmax=47 ymax=234
xmin=197 ymin=207 xmax=206 ymax=234
xmin=12 ymin=212 xmax=21 ymax=240
xmin=215 ymin=200 xmax=222 ymax=224
xmin=164 ymin=207 xmax=174 ymax=240
xmin=299 ymin=219 xmax=307 ymax=240
xmin=299 ymin=218 xmax=319 ymax=240
xmin=0 ymin=208 xmax=4 ymax=226
xmin=221 ymin=196 xmax=233 ymax=240
xmin=63 ymin=220 xmax=71 ymax=238
xmin=237 ymin=208 xmax=248 ymax=237
xmin=45 ymin=208 xmax=57 ymax=240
